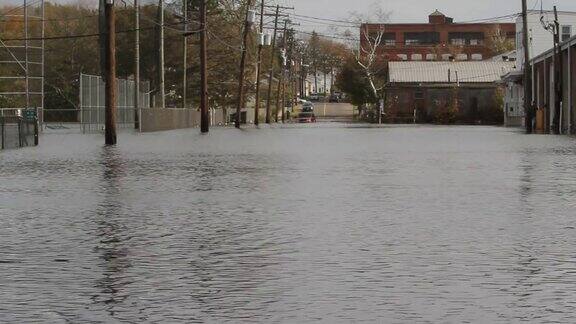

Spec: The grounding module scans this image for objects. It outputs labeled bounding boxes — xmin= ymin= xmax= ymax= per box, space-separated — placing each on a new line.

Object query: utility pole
xmin=24 ymin=0 xmax=29 ymax=110
xmin=158 ymin=0 xmax=166 ymax=108
xmin=235 ymin=0 xmax=255 ymax=128
xmin=182 ymin=0 xmax=187 ymax=108
xmin=254 ymin=0 xmax=265 ymax=126
xmin=522 ymin=0 xmax=533 ymax=134
xmin=99 ymin=0 xmax=106 ymax=76
xmin=134 ymin=0 xmax=140 ymax=130
xmin=105 ymin=0 xmax=117 ymax=145
xmin=281 ymin=80 xmax=286 ymax=122
xmin=552 ymin=6 xmax=563 ymax=134
xmin=300 ymin=59 xmax=306 ymax=100
xmin=276 ymin=19 xmax=288 ymax=123
xmin=266 ymin=5 xmax=280 ymax=123
xmin=199 ymin=0 xmax=209 ymax=133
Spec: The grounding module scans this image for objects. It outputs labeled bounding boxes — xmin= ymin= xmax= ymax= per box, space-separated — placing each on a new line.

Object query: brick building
xmin=385 ymin=61 xmax=514 ymax=124
xmin=360 ymin=10 xmax=516 ymax=62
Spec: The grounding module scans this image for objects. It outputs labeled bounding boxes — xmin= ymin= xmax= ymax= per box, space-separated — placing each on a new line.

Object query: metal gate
xmin=0 ymin=109 xmax=39 ymax=150
xmin=79 ymin=73 xmax=150 ymax=133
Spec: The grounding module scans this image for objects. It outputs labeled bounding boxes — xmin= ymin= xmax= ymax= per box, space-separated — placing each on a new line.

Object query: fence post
xmin=1 ymin=119 xmax=4 ymax=150
xmin=80 ymin=73 xmax=84 ymax=134
xmin=18 ymin=118 xmax=22 ymax=148
xmin=34 ymin=118 xmax=39 ymax=146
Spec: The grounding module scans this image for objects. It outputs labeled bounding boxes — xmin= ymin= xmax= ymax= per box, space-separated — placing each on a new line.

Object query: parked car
xmin=329 ymin=94 xmax=340 ymax=103
xmin=298 ymin=112 xmax=316 ymax=123
xmin=302 ymin=102 xmax=314 ymax=112
xmin=308 ymin=94 xmax=320 ymax=101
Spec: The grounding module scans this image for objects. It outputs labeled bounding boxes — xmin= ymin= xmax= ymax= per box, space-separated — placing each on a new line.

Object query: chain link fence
xmin=0 ymin=109 xmax=39 ymax=150
xmin=79 ymin=73 xmax=150 ymax=133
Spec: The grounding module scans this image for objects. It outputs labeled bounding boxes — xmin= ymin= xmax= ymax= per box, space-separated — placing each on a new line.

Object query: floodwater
xmin=2 ymin=124 xmax=576 ymax=323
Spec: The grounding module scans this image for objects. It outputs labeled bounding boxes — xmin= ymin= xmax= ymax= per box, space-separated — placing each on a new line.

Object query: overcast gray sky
xmin=6 ymin=0 xmax=576 ymax=31
xmin=282 ymin=0 xmax=576 ymax=24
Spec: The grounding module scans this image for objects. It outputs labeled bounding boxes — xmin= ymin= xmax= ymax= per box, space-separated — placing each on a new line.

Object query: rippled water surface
xmin=2 ymin=124 xmax=576 ymax=323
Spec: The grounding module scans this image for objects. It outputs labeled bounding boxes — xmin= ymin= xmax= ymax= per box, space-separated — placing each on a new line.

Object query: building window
xmin=411 ymin=54 xmax=423 ymax=61
xmin=414 ymin=91 xmax=424 ymax=100
xmin=471 ymin=54 xmax=483 ymax=61
xmin=382 ymin=32 xmax=396 ymax=46
xmin=451 ymin=38 xmax=465 ymax=45
xmin=404 ymin=32 xmax=440 ymax=45
xmin=449 ymin=32 xmax=484 ymax=46
xmin=397 ymin=54 xmax=408 ymax=61
xmin=426 ymin=53 xmax=437 ymax=61
xmin=441 ymin=54 xmax=453 ymax=61
xmin=562 ymin=25 xmax=572 ymax=42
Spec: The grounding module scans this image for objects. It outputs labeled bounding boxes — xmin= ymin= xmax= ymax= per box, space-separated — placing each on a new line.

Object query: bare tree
xmin=485 ymin=26 xmax=515 ymax=56
xmin=356 ymin=25 xmax=386 ymax=99
xmin=336 ymin=2 xmax=391 ymax=100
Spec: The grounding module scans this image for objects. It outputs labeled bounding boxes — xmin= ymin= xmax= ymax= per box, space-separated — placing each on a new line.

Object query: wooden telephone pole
xmin=254 ymin=0 xmax=265 ymax=126
xmin=134 ymin=0 xmax=140 ymax=130
xmin=265 ymin=5 xmax=280 ymax=124
xmin=235 ymin=0 xmax=255 ymax=128
xmin=552 ymin=6 xmax=563 ymax=134
xmin=276 ymin=19 xmax=288 ymax=123
xmin=199 ymin=0 xmax=209 ymax=133
xmin=157 ymin=0 xmax=165 ymax=108
xmin=182 ymin=0 xmax=188 ymax=108
xmin=522 ymin=0 xmax=533 ymax=134
xmin=104 ymin=0 xmax=117 ymax=145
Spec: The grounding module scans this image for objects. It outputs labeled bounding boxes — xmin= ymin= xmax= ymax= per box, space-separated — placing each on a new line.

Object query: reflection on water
xmin=91 ymin=147 xmax=131 ymax=317
xmin=2 ymin=125 xmax=576 ymax=323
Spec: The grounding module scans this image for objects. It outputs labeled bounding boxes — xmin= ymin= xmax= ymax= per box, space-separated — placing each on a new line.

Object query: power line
xmin=0 ymin=0 xmax=43 ymax=19
xmin=290 ymin=16 xmax=359 ymax=29
xmin=1 ymin=14 xmax=98 ymax=23
xmin=1 ymin=25 xmax=203 ymax=42
xmin=296 ymin=29 xmax=360 ymax=42
xmin=207 ymin=29 xmax=240 ymax=51
xmin=291 ymin=13 xmax=359 ymax=26
xmin=454 ymin=13 xmax=520 ymax=24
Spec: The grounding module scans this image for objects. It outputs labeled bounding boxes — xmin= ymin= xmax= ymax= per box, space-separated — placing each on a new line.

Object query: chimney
xmin=429 ymin=9 xmax=452 ymax=24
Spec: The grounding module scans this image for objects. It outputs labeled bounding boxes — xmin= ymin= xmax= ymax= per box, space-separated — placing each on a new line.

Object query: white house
xmin=305 ymin=71 xmax=336 ymax=97
xmin=503 ymin=10 xmax=576 ymax=127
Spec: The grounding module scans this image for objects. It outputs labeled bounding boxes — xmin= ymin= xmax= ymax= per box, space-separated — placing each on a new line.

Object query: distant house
xmin=386 ymin=61 xmax=514 ymax=124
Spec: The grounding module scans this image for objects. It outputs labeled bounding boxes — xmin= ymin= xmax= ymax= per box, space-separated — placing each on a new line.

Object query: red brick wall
xmin=360 ymin=21 xmax=515 ymax=61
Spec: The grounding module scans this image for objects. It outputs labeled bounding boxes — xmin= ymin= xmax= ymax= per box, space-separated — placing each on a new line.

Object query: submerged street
xmin=2 ymin=125 xmax=576 ymax=322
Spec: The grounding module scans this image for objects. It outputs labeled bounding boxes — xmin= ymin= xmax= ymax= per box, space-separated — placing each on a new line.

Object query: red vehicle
xmin=298 ymin=112 xmax=316 ymax=123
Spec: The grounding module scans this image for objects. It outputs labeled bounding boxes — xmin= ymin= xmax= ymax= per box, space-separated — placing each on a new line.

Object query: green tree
xmin=336 ymin=57 xmax=376 ymax=107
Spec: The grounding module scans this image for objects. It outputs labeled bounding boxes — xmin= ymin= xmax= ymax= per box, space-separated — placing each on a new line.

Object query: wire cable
xmin=1 ymin=25 xmax=203 ymax=42
xmin=0 ymin=0 xmax=43 ymax=19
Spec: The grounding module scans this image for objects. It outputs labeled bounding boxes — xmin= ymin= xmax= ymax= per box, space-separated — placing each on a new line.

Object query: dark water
xmin=2 ymin=124 xmax=576 ymax=323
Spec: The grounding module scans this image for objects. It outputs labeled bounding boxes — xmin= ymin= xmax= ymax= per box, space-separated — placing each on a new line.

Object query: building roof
xmin=489 ymin=50 xmax=517 ymax=62
xmin=429 ymin=9 xmax=445 ymax=16
xmin=388 ymin=61 xmax=515 ymax=83
xmin=501 ymin=70 xmax=523 ymax=83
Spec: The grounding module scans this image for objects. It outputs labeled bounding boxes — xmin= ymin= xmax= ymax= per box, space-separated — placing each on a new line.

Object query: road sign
xmin=24 ymin=108 xmax=37 ymax=121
